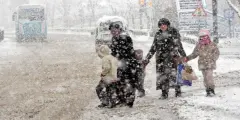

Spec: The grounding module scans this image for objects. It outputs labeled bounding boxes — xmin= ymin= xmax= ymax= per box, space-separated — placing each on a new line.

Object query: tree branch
xmin=226 ymin=0 xmax=240 ymax=18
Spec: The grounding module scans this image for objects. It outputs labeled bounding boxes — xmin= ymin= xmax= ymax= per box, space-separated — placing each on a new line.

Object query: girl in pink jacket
xmin=184 ymin=29 xmax=220 ymax=96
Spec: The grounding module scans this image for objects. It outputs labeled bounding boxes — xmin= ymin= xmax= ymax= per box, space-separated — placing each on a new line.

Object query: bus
xmin=12 ymin=4 xmax=47 ymax=40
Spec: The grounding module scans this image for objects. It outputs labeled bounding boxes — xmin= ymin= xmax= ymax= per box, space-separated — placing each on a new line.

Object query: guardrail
xmin=6 ymin=27 xmax=198 ymax=44
xmin=49 ymin=27 xmax=150 ymax=36
xmin=49 ymin=27 xmax=94 ymax=33
xmin=49 ymin=27 xmax=199 ymax=44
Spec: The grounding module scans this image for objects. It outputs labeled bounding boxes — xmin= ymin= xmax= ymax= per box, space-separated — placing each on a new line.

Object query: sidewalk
xmin=170 ymin=85 xmax=240 ymax=120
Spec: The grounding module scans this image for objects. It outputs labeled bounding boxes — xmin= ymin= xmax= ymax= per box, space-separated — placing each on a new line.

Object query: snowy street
xmin=0 ymin=33 xmax=100 ymax=120
xmin=80 ymin=35 xmax=240 ymax=120
xmin=1 ymin=0 xmax=240 ymax=119
xmin=1 ymin=31 xmax=240 ymax=120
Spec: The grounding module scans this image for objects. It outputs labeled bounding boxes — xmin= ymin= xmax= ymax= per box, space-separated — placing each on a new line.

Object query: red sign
xmin=192 ymin=5 xmax=207 ymax=17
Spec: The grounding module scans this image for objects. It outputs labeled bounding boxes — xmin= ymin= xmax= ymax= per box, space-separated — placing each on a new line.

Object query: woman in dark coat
xmin=109 ymin=22 xmax=138 ymax=107
xmin=143 ymin=18 xmax=186 ymax=99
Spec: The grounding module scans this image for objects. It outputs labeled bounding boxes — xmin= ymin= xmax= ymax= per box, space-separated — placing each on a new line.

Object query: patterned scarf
xmin=199 ymin=35 xmax=211 ymax=47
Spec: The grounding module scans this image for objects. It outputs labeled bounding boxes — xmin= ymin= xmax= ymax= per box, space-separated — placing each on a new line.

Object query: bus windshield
xmin=18 ymin=8 xmax=44 ymax=21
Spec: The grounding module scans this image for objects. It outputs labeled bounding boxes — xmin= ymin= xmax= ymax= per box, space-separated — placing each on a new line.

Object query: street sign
xmin=176 ymin=0 xmax=199 ymax=11
xmin=192 ymin=6 xmax=207 ymax=17
xmin=224 ymin=9 xmax=234 ymax=19
xmin=179 ymin=11 xmax=208 ymax=31
xmin=176 ymin=0 xmax=209 ymax=32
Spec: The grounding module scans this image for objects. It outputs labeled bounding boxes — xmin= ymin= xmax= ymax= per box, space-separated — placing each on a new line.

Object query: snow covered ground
xmin=80 ymin=35 xmax=240 ymax=120
xmin=1 ymin=31 xmax=239 ymax=120
xmin=170 ymin=86 xmax=240 ymax=120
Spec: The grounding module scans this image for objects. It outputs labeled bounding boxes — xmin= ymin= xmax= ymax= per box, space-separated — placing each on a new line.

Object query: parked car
xmin=94 ymin=16 xmax=129 ymax=52
xmin=0 ymin=27 xmax=4 ymax=40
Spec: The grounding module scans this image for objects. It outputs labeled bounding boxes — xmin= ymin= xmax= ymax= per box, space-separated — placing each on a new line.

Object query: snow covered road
xmin=0 ymin=34 xmax=101 ymax=120
xmin=1 ymin=34 xmax=240 ymax=120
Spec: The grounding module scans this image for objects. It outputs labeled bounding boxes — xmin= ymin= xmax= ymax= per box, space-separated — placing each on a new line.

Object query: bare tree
xmin=87 ymin=0 xmax=99 ymax=27
xmin=77 ymin=2 xmax=86 ymax=27
xmin=107 ymin=0 xmax=118 ymax=15
xmin=226 ymin=0 xmax=240 ymax=18
xmin=10 ymin=0 xmax=29 ymax=8
xmin=61 ymin=0 xmax=73 ymax=28
xmin=163 ymin=7 xmax=178 ymax=27
xmin=126 ymin=1 xmax=138 ymax=29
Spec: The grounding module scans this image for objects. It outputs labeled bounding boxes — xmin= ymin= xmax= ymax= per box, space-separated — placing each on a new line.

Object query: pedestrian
xmin=134 ymin=49 xmax=146 ymax=97
xmin=96 ymin=45 xmax=118 ymax=108
xmin=143 ymin=18 xmax=187 ymax=99
xmin=183 ymin=29 xmax=220 ymax=97
xmin=109 ymin=22 xmax=138 ymax=107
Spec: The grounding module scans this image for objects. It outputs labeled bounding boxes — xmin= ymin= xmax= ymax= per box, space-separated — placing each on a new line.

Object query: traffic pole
xmin=212 ymin=0 xmax=219 ymax=43
xmin=228 ymin=18 xmax=232 ymax=38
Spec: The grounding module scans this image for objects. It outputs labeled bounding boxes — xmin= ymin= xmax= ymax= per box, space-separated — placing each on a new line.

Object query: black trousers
xmin=116 ymin=67 xmax=136 ymax=105
xmin=96 ymin=80 xmax=117 ymax=106
xmin=135 ymin=67 xmax=145 ymax=93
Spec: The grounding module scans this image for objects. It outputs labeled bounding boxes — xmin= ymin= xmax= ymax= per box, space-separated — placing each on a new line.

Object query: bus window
xmin=18 ymin=8 xmax=44 ymax=21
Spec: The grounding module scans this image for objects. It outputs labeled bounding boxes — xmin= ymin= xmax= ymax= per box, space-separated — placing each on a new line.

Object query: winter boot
xmin=209 ymin=88 xmax=216 ymax=95
xmin=175 ymin=91 xmax=182 ymax=97
xmin=98 ymin=103 xmax=108 ymax=108
xmin=175 ymin=86 xmax=182 ymax=97
xmin=126 ymin=102 xmax=134 ymax=108
xmin=206 ymin=88 xmax=211 ymax=97
xmin=137 ymin=91 xmax=145 ymax=98
xmin=108 ymin=102 xmax=117 ymax=108
xmin=159 ymin=90 xmax=168 ymax=99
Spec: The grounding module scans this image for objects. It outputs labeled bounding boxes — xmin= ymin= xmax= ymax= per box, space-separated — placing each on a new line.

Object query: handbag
xmin=176 ymin=63 xmax=198 ymax=86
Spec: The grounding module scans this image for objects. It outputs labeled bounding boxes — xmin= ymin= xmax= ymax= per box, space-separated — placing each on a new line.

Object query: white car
xmin=94 ymin=16 xmax=129 ymax=52
xmin=0 ymin=27 xmax=4 ymax=40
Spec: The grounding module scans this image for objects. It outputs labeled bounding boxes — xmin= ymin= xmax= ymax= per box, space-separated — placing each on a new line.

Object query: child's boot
xmin=160 ymin=90 xmax=168 ymax=99
xmin=206 ymin=88 xmax=211 ymax=97
xmin=210 ymin=88 xmax=215 ymax=95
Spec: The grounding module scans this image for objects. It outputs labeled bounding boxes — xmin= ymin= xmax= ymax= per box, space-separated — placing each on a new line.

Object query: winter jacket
xmin=97 ymin=45 xmax=118 ymax=84
xmin=110 ymin=32 xmax=138 ymax=70
xmin=145 ymin=27 xmax=186 ymax=69
xmin=110 ymin=32 xmax=135 ymax=60
xmin=145 ymin=27 xmax=186 ymax=90
xmin=187 ymin=42 xmax=220 ymax=70
xmin=146 ymin=27 xmax=186 ymax=62
xmin=109 ymin=32 xmax=138 ymax=84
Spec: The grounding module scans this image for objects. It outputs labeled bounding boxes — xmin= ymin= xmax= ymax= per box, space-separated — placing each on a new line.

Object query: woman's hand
xmin=142 ymin=59 xmax=149 ymax=66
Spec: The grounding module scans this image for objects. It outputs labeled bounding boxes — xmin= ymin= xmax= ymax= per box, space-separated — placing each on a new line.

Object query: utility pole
xmin=212 ymin=0 xmax=218 ymax=43
xmin=228 ymin=18 xmax=232 ymax=38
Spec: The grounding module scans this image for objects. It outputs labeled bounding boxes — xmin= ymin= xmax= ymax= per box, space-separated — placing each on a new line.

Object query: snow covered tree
xmin=226 ymin=0 xmax=240 ymax=18
xmin=126 ymin=0 xmax=138 ymax=29
xmin=87 ymin=0 xmax=99 ymax=27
